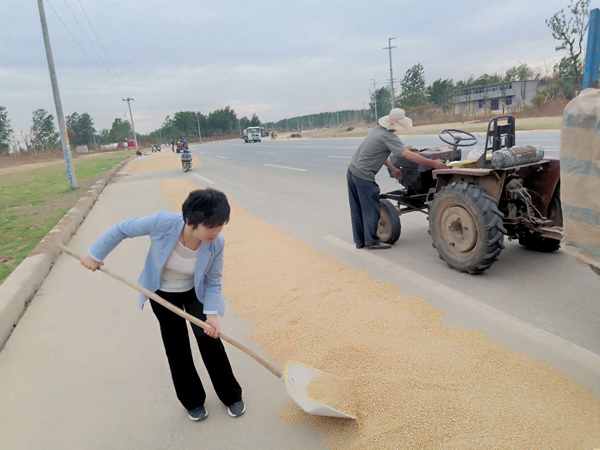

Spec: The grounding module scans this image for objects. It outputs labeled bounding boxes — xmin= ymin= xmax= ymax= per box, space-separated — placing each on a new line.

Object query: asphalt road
xmin=174 ymin=131 xmax=598 ymax=390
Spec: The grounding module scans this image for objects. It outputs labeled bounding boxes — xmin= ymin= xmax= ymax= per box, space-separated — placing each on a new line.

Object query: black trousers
xmin=347 ymin=168 xmax=381 ymax=246
xmin=151 ymin=289 xmax=242 ymax=411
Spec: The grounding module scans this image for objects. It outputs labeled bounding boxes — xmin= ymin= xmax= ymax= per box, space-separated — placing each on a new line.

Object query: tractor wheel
xmin=518 ymin=194 xmax=562 ymax=253
xmin=429 ymin=182 xmax=505 ymax=274
xmin=377 ymin=199 xmax=401 ymax=244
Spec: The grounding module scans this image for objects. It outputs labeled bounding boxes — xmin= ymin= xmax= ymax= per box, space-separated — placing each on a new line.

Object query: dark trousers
xmin=347 ymin=168 xmax=381 ymax=246
xmin=151 ymin=289 xmax=242 ymax=411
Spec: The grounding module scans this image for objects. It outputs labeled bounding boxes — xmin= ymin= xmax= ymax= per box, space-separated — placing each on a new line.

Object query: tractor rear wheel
xmin=429 ymin=182 xmax=505 ymax=274
xmin=377 ymin=199 xmax=401 ymax=244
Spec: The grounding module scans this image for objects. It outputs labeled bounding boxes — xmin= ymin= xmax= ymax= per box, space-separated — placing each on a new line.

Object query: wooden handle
xmin=56 ymin=243 xmax=284 ymax=379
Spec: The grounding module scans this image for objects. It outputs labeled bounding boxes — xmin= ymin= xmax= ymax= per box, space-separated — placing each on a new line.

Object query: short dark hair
xmin=182 ymin=188 xmax=230 ymax=229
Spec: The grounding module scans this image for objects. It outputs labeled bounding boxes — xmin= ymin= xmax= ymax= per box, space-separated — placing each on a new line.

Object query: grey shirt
xmin=349 ymin=125 xmax=406 ymax=182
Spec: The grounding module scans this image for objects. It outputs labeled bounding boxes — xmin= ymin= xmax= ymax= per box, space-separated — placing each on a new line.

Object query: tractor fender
xmin=432 ymin=169 xmax=506 ymax=202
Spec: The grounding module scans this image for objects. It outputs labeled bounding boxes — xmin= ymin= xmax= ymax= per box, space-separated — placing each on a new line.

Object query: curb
xmin=0 ymin=158 xmax=132 ymax=349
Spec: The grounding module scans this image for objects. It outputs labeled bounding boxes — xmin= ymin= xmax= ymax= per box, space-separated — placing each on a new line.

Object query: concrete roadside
xmin=0 ymin=160 xmax=322 ymax=450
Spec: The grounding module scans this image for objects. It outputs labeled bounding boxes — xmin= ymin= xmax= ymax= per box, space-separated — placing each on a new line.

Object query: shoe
xmin=367 ymin=243 xmax=392 ymax=250
xmin=188 ymin=406 xmax=208 ymax=421
xmin=227 ymin=400 xmax=246 ymax=418
xmin=356 ymin=244 xmax=365 ymax=249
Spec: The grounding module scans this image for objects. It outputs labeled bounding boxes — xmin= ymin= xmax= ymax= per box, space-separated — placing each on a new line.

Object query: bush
xmin=531 ymin=93 xmax=545 ymax=107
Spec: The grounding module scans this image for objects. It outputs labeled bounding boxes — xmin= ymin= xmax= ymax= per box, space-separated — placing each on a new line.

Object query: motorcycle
xmin=181 ymin=149 xmax=192 ymax=172
xmin=151 ymin=144 xmax=161 ymax=152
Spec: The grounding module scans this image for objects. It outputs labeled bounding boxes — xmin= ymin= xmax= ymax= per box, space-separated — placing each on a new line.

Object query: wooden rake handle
xmin=56 ymin=243 xmax=284 ymax=379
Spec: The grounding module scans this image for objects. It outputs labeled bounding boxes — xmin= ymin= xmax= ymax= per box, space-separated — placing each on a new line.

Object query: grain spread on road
xmin=159 ymin=178 xmax=600 ymax=450
xmin=128 ymin=151 xmax=200 ymax=174
xmin=306 ymin=373 xmax=358 ymax=418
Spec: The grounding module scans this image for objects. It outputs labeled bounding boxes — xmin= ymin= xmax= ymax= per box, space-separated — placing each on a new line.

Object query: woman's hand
xmin=204 ymin=314 xmax=220 ymax=339
xmin=80 ymin=254 xmax=103 ymax=272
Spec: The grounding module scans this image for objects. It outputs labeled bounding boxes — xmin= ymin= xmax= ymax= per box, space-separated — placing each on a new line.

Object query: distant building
xmin=453 ymin=80 xmax=538 ymax=115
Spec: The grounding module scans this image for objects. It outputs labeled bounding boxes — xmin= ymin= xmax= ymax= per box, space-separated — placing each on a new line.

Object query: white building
xmin=453 ymin=80 xmax=538 ymax=115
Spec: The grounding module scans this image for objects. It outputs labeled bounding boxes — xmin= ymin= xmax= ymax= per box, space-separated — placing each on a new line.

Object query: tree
xmin=427 ymin=79 xmax=455 ymax=112
xmin=109 ymin=118 xmax=132 ymax=142
xmin=31 ymin=109 xmax=59 ymax=152
xmin=546 ymin=0 xmax=590 ymax=88
xmin=369 ymin=87 xmax=392 ymax=118
xmin=66 ymin=112 xmax=96 ymax=147
xmin=239 ymin=116 xmax=250 ymax=130
xmin=553 ymin=55 xmax=583 ymax=99
xmin=0 ymin=106 xmax=13 ymax=156
xmin=531 ymin=93 xmax=545 ymax=107
xmin=249 ymin=113 xmax=261 ymax=127
xmin=398 ymin=63 xmax=428 ymax=109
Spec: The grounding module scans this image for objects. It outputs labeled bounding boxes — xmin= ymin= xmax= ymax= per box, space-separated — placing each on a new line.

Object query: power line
xmin=61 ymin=0 xmax=124 ymax=94
xmin=45 ymin=0 xmax=116 ymax=92
xmin=74 ymin=0 xmax=129 ymax=95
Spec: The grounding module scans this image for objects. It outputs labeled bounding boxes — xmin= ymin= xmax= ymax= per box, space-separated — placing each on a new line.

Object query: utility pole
xmin=122 ymin=98 xmax=138 ymax=149
xmin=583 ymin=8 xmax=600 ymax=89
xmin=92 ymin=133 xmax=97 ymax=150
xmin=372 ymin=79 xmax=378 ymax=122
xmin=196 ymin=112 xmax=202 ymax=142
xmin=383 ymin=37 xmax=397 ymax=109
xmin=336 ymin=111 xmax=340 ymax=127
xmin=37 ymin=0 xmax=77 ymax=188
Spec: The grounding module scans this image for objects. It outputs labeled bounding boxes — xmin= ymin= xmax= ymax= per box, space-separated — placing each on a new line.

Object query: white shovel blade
xmin=284 ymin=361 xmax=356 ymax=420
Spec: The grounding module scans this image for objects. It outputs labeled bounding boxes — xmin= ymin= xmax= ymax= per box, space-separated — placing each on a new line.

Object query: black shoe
xmin=188 ymin=406 xmax=208 ymax=421
xmin=356 ymin=244 xmax=365 ymax=249
xmin=227 ymin=400 xmax=246 ymax=418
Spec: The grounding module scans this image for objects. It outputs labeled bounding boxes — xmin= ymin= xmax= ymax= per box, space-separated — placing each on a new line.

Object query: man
xmin=347 ymin=108 xmax=448 ymax=250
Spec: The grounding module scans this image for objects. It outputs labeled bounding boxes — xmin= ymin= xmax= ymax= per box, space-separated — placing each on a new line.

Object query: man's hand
xmin=80 ymin=255 xmax=103 ymax=272
xmin=204 ymin=314 xmax=220 ymax=339
xmin=431 ymin=160 xmax=448 ymax=170
xmin=392 ymin=168 xmax=403 ymax=180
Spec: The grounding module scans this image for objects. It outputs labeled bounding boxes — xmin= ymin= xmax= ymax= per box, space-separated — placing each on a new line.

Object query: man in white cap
xmin=348 ymin=108 xmax=447 ymax=250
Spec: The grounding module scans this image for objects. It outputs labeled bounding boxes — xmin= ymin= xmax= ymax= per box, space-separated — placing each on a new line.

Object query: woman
xmin=80 ymin=188 xmax=245 ymax=422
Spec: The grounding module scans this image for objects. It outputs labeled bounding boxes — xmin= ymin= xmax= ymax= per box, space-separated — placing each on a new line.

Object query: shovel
xmin=56 ymin=243 xmax=355 ymax=420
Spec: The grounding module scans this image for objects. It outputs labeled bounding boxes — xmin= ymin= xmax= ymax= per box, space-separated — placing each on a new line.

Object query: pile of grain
xmin=128 ymin=152 xmax=200 ymax=174
xmin=159 ymin=178 xmax=600 ymax=450
xmin=306 ymin=373 xmax=358 ymax=418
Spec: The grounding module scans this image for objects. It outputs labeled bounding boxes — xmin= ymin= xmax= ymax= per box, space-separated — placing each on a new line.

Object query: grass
xmin=0 ymin=150 xmax=133 ymax=284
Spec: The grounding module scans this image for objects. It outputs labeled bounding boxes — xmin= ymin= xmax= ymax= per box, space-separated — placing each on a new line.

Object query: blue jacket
xmin=88 ymin=211 xmax=226 ymax=316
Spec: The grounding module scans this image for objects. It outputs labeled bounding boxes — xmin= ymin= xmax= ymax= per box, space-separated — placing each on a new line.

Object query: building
xmin=453 ymin=80 xmax=538 ymax=115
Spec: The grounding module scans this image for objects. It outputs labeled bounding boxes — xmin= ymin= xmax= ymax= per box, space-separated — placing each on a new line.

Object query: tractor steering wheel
xmin=439 ymin=129 xmax=478 ymax=147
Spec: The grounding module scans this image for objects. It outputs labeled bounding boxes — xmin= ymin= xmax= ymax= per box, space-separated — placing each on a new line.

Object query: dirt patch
xmin=128 ymin=152 xmax=201 ymax=174
xmin=0 ymin=149 xmax=135 ymax=176
xmin=157 ymin=178 xmax=600 ymax=450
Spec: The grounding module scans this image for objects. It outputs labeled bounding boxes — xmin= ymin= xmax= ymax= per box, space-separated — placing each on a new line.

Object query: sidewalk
xmin=0 ymin=166 xmax=322 ymax=450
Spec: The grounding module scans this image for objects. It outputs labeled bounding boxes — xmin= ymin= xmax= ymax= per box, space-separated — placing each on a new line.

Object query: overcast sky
xmin=2 ymin=0 xmax=599 ymax=135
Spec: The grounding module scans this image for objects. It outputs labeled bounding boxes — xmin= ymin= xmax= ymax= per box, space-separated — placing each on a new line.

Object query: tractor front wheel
xmin=429 ymin=182 xmax=505 ymax=274
xmin=377 ymin=199 xmax=401 ymax=244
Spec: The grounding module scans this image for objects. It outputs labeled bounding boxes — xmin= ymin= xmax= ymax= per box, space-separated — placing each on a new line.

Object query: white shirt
xmin=160 ymin=240 xmax=198 ymax=292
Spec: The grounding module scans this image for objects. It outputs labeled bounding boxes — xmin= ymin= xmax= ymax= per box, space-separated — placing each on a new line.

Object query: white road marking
xmin=192 ymin=173 xmax=215 ymax=185
xmin=328 ymin=155 xmax=352 ymax=159
xmin=263 ymin=164 xmax=307 ymax=172
xmin=322 ymin=234 xmax=600 ymax=375
xmin=197 ymin=151 xmax=205 ymax=154
xmin=257 ymin=151 xmax=277 ymax=154
xmin=215 ymin=155 xmax=229 ymax=160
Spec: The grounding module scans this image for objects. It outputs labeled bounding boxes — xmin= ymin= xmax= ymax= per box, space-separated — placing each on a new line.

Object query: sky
xmin=1 ymin=0 xmax=599 ymax=136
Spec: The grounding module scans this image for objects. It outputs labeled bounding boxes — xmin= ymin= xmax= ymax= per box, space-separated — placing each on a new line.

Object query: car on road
xmin=245 ymin=127 xmax=262 ymax=143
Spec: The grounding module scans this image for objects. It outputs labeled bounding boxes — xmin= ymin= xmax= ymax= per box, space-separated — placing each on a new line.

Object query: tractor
xmin=378 ymin=116 xmax=563 ymax=274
